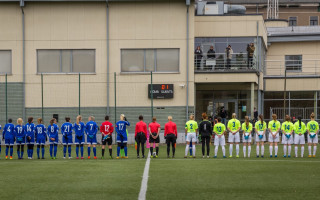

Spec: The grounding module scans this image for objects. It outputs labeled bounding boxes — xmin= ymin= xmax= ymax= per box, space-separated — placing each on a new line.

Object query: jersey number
xmin=233 ymin=122 xmax=235 ymax=128
xmin=104 ymin=125 xmax=110 ymax=132
xmin=259 ymin=124 xmax=263 ymax=130
xmin=217 ymin=127 xmax=222 ymax=132
xmin=51 ymin=126 xmax=54 ymax=132
xmin=286 ymin=125 xmax=290 ymax=130
xmin=190 ymin=124 xmax=193 ymax=130
xmin=37 ymin=127 xmax=42 ymax=134
xmin=310 ymin=124 xmax=316 ymax=131
xmin=118 ymin=124 xmax=124 ymax=131
xmin=27 ymin=125 xmax=32 ymax=132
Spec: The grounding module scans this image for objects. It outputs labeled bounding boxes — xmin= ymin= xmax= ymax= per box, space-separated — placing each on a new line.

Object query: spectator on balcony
xmin=194 ymin=46 xmax=203 ymax=70
xmin=225 ymin=45 xmax=233 ymax=69
xmin=247 ymin=43 xmax=255 ymax=68
xmin=207 ymin=46 xmax=216 ymax=70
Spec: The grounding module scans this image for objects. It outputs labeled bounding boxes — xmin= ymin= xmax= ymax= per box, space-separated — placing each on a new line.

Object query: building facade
xmin=0 ymin=0 xmax=319 ymax=136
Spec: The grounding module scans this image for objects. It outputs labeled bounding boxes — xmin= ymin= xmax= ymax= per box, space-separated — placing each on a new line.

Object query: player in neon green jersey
xmin=213 ymin=117 xmax=226 ymax=158
xmin=185 ymin=115 xmax=198 ymax=158
xmin=241 ymin=116 xmax=253 ymax=158
xmin=294 ymin=116 xmax=306 ymax=158
xmin=281 ymin=115 xmax=294 ymax=158
xmin=268 ymin=114 xmax=281 ymax=158
xmin=227 ymin=113 xmax=241 ymax=158
xmin=255 ymin=114 xmax=266 ymax=157
xmin=307 ymin=113 xmax=319 ymax=158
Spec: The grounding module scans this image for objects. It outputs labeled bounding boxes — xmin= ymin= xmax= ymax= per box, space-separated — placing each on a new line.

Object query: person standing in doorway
xmin=220 ymin=107 xmax=228 ymax=126
xmin=225 ymin=45 xmax=233 ymax=69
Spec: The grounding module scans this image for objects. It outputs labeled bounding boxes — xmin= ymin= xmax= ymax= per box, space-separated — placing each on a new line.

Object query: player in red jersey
xmin=164 ymin=116 xmax=178 ymax=158
xmin=100 ymin=115 xmax=114 ymax=159
xmin=148 ymin=117 xmax=161 ymax=158
xmin=135 ymin=115 xmax=148 ymax=158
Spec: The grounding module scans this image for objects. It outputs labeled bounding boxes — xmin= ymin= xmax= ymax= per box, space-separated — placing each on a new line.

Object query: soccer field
xmin=0 ymin=144 xmax=319 ymax=200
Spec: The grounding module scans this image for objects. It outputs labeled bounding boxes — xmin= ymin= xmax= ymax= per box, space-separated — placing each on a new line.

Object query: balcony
xmin=194 ymin=53 xmax=259 ymax=73
xmin=265 ymin=60 xmax=320 ymax=77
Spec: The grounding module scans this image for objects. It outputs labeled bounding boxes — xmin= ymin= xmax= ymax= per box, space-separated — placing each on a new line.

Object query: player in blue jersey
xmin=61 ymin=117 xmax=73 ymax=159
xmin=48 ymin=118 xmax=59 ymax=159
xmin=15 ymin=118 xmax=26 ymax=159
xmin=116 ymin=114 xmax=130 ymax=159
xmin=35 ymin=118 xmax=47 ymax=159
xmin=86 ymin=116 xmax=98 ymax=159
xmin=75 ymin=115 xmax=85 ymax=159
xmin=3 ymin=119 xmax=15 ymax=159
xmin=25 ymin=117 xmax=36 ymax=159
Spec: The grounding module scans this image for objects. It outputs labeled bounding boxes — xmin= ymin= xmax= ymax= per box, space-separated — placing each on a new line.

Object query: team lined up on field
xmin=0 ymin=112 xmax=318 ymax=160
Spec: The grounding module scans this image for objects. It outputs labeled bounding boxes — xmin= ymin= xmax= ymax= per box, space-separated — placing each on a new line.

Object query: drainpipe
xmin=186 ymin=0 xmax=190 ymax=120
xmin=20 ymin=0 xmax=26 ymax=121
xmin=106 ymin=0 xmax=110 ymax=114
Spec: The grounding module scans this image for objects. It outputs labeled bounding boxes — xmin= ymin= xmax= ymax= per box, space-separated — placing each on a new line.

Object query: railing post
xmin=114 ymin=72 xmax=117 ymax=143
xmin=41 ymin=73 xmax=44 ymax=120
xmin=5 ymin=73 xmax=7 ymax=122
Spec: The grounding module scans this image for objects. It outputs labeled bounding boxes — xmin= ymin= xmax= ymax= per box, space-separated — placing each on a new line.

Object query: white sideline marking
xmin=151 ymin=158 xmax=320 ymax=163
xmin=138 ymin=152 xmax=151 ymax=200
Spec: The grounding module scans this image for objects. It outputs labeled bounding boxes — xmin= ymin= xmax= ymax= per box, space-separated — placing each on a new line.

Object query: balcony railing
xmin=194 ymin=53 xmax=258 ymax=72
xmin=265 ymin=60 xmax=320 ymax=77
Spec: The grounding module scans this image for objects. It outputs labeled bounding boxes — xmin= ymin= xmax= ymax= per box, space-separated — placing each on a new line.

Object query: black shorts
xmin=135 ymin=132 xmax=146 ymax=143
xmin=102 ymin=136 xmax=113 ymax=146
xmin=149 ymin=132 xmax=160 ymax=143
xmin=166 ymin=134 xmax=176 ymax=144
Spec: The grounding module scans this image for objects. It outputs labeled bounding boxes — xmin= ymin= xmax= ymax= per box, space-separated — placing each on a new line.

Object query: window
xmin=0 ymin=50 xmax=12 ymax=74
xmin=121 ymin=49 xmax=179 ymax=72
xmin=289 ymin=17 xmax=297 ymax=26
xmin=37 ymin=49 xmax=95 ymax=73
xmin=285 ymin=55 xmax=302 ymax=71
xmin=310 ymin=16 xmax=318 ymax=26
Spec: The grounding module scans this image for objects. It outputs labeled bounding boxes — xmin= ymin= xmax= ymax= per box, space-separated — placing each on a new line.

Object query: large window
xmin=0 ymin=50 xmax=12 ymax=74
xmin=310 ymin=16 xmax=318 ymax=26
xmin=285 ymin=55 xmax=302 ymax=71
xmin=37 ymin=49 xmax=95 ymax=73
xmin=289 ymin=17 xmax=297 ymax=26
xmin=121 ymin=49 xmax=179 ymax=73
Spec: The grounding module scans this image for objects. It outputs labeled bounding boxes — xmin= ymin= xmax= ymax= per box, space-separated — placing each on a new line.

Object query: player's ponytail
xmin=245 ymin=116 xmax=249 ymax=127
xmin=28 ymin=117 xmax=33 ymax=124
xmin=259 ymin=114 xmax=263 ymax=124
xmin=120 ymin=114 xmax=125 ymax=121
xmin=272 ymin=114 xmax=277 ymax=121
xmin=202 ymin=113 xmax=207 ymax=120
xmin=152 ymin=117 xmax=156 ymax=123
xmin=232 ymin=113 xmax=236 ymax=119
xmin=50 ymin=118 xmax=55 ymax=126
xmin=285 ymin=115 xmax=290 ymax=122
xmin=311 ymin=112 xmax=315 ymax=119
xmin=37 ymin=118 xmax=43 ymax=124
xmin=298 ymin=116 xmax=302 ymax=127
xmin=76 ymin=115 xmax=82 ymax=125
xmin=90 ymin=116 xmax=95 ymax=121
xmin=17 ymin=118 xmax=23 ymax=125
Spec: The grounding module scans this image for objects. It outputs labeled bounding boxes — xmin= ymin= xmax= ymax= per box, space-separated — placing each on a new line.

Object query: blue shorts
xmin=49 ymin=136 xmax=59 ymax=144
xmin=87 ymin=135 xmax=97 ymax=145
xmin=36 ymin=138 xmax=46 ymax=145
xmin=16 ymin=137 xmax=26 ymax=145
xmin=5 ymin=138 xmax=14 ymax=146
xmin=75 ymin=135 xmax=85 ymax=145
xmin=62 ymin=135 xmax=73 ymax=145
xmin=117 ymin=135 xmax=127 ymax=143
xmin=26 ymin=135 xmax=35 ymax=144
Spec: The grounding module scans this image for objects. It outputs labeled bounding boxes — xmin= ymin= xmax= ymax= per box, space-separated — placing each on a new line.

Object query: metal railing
xmin=194 ymin=53 xmax=258 ymax=72
xmin=270 ymin=107 xmax=319 ymax=121
xmin=265 ymin=60 xmax=320 ymax=77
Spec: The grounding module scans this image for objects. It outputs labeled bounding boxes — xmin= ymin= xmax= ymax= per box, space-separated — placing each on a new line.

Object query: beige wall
xmin=265 ymin=20 xmax=288 ymax=27
xmin=265 ymin=78 xmax=320 ymax=91
xmin=194 ymin=15 xmax=268 ymax=47
xmin=195 ymin=73 xmax=258 ymax=84
xmin=0 ymin=1 xmax=194 ymax=108
xmin=0 ymin=3 xmax=23 ymax=82
xmin=266 ymin=41 xmax=320 ymax=77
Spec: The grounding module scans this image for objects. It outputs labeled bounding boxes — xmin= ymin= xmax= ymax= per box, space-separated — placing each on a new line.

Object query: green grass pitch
xmin=0 ymin=144 xmax=319 ymax=200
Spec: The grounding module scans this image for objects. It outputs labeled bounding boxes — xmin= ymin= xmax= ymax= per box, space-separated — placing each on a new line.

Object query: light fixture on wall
xmin=179 ymin=84 xmax=185 ymax=88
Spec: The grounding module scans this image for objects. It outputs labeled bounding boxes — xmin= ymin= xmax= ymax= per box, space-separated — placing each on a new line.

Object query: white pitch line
xmin=138 ymin=152 xmax=151 ymax=200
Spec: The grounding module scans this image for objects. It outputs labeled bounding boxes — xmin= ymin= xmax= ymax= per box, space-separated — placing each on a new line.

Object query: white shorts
xmin=255 ymin=131 xmax=266 ymax=142
xmin=268 ymin=132 xmax=279 ymax=143
xmin=242 ymin=133 xmax=252 ymax=143
xmin=282 ymin=134 xmax=293 ymax=145
xmin=308 ymin=134 xmax=318 ymax=144
xmin=214 ymin=135 xmax=225 ymax=146
xmin=228 ymin=132 xmax=240 ymax=143
xmin=294 ymin=134 xmax=305 ymax=145
xmin=186 ymin=132 xmax=197 ymax=143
